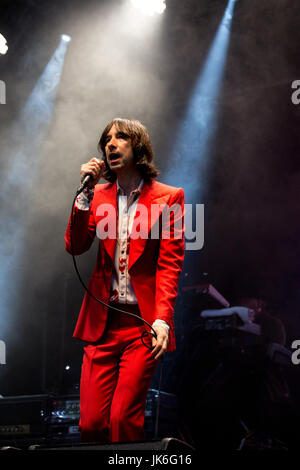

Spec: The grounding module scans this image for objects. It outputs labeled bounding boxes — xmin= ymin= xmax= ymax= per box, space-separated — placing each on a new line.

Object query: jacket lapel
xmin=128 ymin=181 xmax=170 ymax=270
xmin=96 ymin=180 xmax=170 ymax=269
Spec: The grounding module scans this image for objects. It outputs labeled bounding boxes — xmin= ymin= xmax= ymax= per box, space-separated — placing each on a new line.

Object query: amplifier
xmin=0 ymin=394 xmax=50 ymax=439
xmin=47 ymin=395 xmax=80 ymax=441
xmin=0 ymin=389 xmax=180 ymax=445
xmin=47 ymin=390 xmax=179 ymax=441
xmin=49 ymin=395 xmax=80 ymax=423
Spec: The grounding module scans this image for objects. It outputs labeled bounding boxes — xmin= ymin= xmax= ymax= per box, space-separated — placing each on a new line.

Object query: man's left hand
xmin=151 ymin=325 xmax=169 ymax=360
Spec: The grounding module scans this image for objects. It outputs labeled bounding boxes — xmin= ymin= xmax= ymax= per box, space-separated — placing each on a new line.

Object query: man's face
xmin=105 ymin=124 xmax=135 ymax=174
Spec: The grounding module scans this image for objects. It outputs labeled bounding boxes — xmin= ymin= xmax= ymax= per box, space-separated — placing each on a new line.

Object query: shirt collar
xmin=117 ymin=178 xmax=144 ymax=197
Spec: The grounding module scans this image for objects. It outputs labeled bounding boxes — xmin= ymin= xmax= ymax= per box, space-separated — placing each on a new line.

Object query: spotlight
xmin=130 ymin=0 xmax=166 ymax=16
xmin=61 ymin=34 xmax=72 ymax=43
xmin=0 ymin=33 xmax=8 ymax=55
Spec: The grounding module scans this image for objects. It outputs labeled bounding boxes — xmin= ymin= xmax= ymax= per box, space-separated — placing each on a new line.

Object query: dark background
xmin=0 ymin=0 xmax=299 ymax=396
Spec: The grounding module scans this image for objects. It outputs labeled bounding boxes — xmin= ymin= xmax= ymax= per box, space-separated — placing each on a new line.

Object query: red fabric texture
xmin=79 ymin=308 xmax=157 ymax=443
xmin=65 ymin=179 xmax=185 ymax=352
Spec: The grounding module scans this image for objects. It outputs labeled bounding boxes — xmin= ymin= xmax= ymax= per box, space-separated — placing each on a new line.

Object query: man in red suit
xmin=65 ymin=118 xmax=185 ymax=443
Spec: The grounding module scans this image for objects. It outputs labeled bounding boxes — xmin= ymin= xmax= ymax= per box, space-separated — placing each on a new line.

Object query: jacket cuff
xmin=152 ymin=319 xmax=170 ymax=333
xmin=75 ymin=187 xmax=94 ymax=211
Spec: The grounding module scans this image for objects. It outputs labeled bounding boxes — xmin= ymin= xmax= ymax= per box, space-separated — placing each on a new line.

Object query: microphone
xmin=76 ymin=174 xmax=92 ymax=195
xmin=76 ymin=158 xmax=101 ymax=195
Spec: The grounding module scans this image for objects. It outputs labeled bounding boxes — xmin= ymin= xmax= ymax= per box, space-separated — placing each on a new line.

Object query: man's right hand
xmin=80 ymin=158 xmax=106 ymax=188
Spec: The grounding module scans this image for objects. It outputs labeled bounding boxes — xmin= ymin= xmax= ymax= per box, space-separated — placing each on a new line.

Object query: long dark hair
xmin=98 ymin=118 xmax=160 ymax=182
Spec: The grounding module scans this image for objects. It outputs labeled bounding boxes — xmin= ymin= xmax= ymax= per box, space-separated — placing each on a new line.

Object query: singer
xmin=65 ymin=118 xmax=185 ymax=443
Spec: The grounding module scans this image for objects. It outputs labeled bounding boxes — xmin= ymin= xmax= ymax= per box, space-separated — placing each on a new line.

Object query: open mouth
xmin=109 ymin=152 xmax=121 ymax=162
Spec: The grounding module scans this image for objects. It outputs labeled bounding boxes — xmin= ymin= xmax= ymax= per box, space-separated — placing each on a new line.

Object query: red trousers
xmin=79 ymin=305 xmax=157 ymax=443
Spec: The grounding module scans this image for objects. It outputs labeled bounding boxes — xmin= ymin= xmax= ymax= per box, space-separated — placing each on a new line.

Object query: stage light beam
xmin=0 ymin=35 xmax=71 ymax=341
xmin=164 ymin=0 xmax=237 ymax=202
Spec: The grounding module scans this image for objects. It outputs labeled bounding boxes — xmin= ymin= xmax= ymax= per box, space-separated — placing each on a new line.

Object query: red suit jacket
xmin=65 ymin=179 xmax=185 ymax=351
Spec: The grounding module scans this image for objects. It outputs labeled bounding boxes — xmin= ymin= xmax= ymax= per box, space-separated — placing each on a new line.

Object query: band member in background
xmin=65 ymin=118 xmax=185 ymax=443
